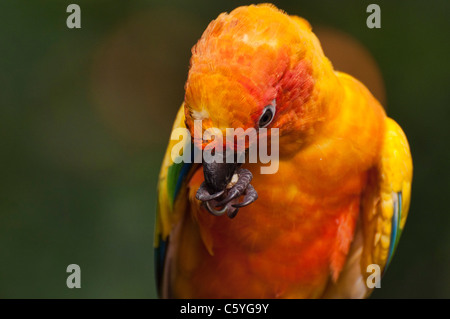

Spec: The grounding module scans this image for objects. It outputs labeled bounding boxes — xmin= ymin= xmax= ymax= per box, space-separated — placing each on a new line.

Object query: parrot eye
xmin=258 ymin=100 xmax=276 ymax=128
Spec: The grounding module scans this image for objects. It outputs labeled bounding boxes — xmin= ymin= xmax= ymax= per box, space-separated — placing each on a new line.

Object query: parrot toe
xmin=195 ymin=183 xmax=224 ymax=201
xmin=232 ymin=184 xmax=258 ymax=208
xmin=205 ymin=200 xmax=228 ymax=216
xmin=215 ymin=168 xmax=253 ymax=207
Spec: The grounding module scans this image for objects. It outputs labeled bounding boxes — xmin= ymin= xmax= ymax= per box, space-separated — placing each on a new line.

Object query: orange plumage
xmin=155 ymin=4 xmax=412 ymax=298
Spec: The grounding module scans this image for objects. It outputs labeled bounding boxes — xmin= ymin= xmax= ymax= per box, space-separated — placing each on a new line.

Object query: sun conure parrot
xmin=154 ymin=4 xmax=412 ymax=298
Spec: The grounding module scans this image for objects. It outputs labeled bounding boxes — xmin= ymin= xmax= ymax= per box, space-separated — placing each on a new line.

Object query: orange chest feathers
xmin=172 ymin=160 xmax=367 ymax=298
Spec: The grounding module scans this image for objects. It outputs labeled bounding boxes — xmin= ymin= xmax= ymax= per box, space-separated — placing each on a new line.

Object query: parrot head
xmin=183 ymin=4 xmax=337 ymax=217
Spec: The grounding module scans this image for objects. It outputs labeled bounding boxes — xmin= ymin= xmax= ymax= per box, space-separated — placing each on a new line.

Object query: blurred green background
xmin=0 ymin=0 xmax=449 ymax=298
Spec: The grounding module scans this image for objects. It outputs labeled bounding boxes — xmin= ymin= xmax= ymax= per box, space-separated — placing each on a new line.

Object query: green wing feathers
xmin=154 ymin=104 xmax=198 ymax=295
xmin=155 ymin=104 xmax=192 ymax=245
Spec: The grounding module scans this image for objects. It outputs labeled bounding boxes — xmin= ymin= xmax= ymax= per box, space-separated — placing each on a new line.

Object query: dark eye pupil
xmin=259 ymin=109 xmax=273 ymax=127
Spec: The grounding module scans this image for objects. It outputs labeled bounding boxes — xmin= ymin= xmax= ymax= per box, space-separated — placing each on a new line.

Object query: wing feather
xmin=324 ymin=117 xmax=412 ymax=298
xmin=154 ymin=104 xmax=199 ymax=295
xmin=363 ymin=118 xmax=412 ymax=274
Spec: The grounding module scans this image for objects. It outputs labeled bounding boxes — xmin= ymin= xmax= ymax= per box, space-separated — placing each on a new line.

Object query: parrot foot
xmin=195 ymin=168 xmax=258 ymax=219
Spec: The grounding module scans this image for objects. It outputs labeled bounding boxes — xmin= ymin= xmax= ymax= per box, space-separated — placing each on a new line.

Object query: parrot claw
xmin=196 ymin=183 xmax=225 ymax=201
xmin=204 ymin=201 xmax=239 ymax=218
xmin=226 ymin=204 xmax=239 ymax=219
xmin=205 ymin=201 xmax=227 ymax=216
xmin=215 ymin=168 xmax=252 ymax=207
xmin=232 ymin=184 xmax=258 ymax=208
xmin=197 ymin=168 xmax=257 ymax=218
